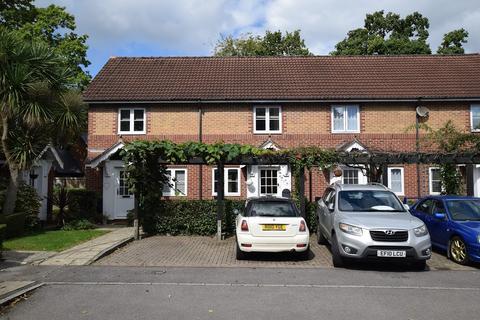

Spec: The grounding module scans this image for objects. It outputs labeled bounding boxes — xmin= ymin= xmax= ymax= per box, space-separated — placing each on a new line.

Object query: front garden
xmin=3 ymin=229 xmax=109 ymax=252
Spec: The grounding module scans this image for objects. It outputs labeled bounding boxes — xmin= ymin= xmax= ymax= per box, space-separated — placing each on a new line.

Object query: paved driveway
xmin=95 ymin=236 xmax=478 ymax=271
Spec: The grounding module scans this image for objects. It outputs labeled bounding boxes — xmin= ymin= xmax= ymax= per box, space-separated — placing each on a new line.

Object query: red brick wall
xmin=86 ymin=101 xmax=476 ymax=201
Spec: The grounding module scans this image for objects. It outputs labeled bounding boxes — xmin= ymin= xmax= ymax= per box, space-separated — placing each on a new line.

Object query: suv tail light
xmin=299 ymin=220 xmax=306 ymax=232
xmin=241 ymin=220 xmax=249 ymax=232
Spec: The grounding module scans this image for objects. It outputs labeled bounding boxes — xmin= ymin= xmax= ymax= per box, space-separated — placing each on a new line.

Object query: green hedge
xmin=0 ymin=212 xmax=26 ymax=239
xmin=142 ymin=200 xmax=245 ymax=236
xmin=68 ymin=189 xmax=100 ymax=222
xmin=305 ymin=201 xmax=318 ymax=233
xmin=0 ymin=224 xmax=5 ymax=253
xmin=141 ymin=199 xmax=317 ymax=236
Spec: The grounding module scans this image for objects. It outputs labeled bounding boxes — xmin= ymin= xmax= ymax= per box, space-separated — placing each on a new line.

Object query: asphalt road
xmin=1 ymin=265 xmax=479 ymax=320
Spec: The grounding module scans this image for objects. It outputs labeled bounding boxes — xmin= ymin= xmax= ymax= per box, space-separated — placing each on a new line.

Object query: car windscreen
xmin=446 ymin=200 xmax=480 ymax=221
xmin=338 ymin=190 xmax=405 ymax=212
xmin=248 ymin=201 xmax=298 ymax=217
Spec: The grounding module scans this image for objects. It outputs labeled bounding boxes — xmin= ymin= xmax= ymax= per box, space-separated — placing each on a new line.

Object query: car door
xmin=411 ymin=199 xmax=434 ymax=225
xmin=317 ymin=188 xmax=333 ymax=237
xmin=429 ymin=200 xmax=451 ymax=248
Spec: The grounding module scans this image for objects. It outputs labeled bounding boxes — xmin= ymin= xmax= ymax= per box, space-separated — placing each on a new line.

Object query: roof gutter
xmin=84 ymin=97 xmax=480 ymax=104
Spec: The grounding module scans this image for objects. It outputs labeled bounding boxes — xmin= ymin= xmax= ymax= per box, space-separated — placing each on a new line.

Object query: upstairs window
xmin=118 ymin=108 xmax=146 ymax=134
xmin=254 ymin=106 xmax=281 ymax=133
xmin=471 ymin=105 xmax=480 ymax=132
xmin=332 ymin=105 xmax=359 ymax=133
xmin=162 ymin=169 xmax=187 ymax=196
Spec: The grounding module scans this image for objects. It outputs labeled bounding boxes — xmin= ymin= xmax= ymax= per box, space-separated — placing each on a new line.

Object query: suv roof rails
xmin=368 ymin=182 xmax=389 ymax=190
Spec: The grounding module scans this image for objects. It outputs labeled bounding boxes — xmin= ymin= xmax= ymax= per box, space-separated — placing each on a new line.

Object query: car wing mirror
xmin=327 ymin=202 xmax=335 ymax=212
xmin=433 ymin=212 xmax=446 ymax=220
xmin=403 ymin=204 xmax=410 ymax=210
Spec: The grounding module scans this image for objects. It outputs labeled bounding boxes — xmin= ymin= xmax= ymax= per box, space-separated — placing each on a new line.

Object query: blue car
xmin=410 ymin=196 xmax=480 ymax=265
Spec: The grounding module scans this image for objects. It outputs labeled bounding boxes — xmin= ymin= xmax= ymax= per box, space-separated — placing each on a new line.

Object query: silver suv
xmin=316 ymin=183 xmax=431 ymax=269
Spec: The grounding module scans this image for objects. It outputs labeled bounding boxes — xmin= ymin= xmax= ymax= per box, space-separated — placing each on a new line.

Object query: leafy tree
xmin=0 ymin=1 xmax=90 ymax=88
xmin=0 ymin=27 xmax=85 ymax=216
xmin=214 ymin=30 xmax=311 ymax=56
xmin=332 ymin=11 xmax=468 ymax=55
xmin=421 ymin=121 xmax=480 ymax=194
xmin=437 ymin=29 xmax=469 ymax=54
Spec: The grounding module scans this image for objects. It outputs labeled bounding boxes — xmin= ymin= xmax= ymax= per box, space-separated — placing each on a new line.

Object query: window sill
xmin=331 ymin=130 xmax=361 ymax=134
xmin=118 ymin=131 xmax=146 ymax=135
xmin=253 ymin=132 xmax=282 ymax=135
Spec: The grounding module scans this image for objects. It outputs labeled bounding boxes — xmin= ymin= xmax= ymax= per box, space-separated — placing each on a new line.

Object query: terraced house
xmin=83 ymin=55 xmax=480 ymax=220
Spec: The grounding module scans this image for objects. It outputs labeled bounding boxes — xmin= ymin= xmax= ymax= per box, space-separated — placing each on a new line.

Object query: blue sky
xmin=37 ymin=0 xmax=480 ymax=77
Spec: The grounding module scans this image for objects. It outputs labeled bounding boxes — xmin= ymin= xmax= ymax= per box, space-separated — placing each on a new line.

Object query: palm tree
xmin=0 ymin=26 xmax=86 ymax=216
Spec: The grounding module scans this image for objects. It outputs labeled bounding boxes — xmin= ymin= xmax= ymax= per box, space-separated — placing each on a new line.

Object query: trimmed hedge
xmin=68 ymin=189 xmax=100 ymax=222
xmin=141 ymin=199 xmax=317 ymax=236
xmin=0 ymin=224 xmax=5 ymax=253
xmin=0 ymin=212 xmax=26 ymax=239
xmin=143 ymin=200 xmax=245 ymax=236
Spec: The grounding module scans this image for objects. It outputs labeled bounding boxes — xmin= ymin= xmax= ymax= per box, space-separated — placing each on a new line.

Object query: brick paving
xmin=95 ymin=235 xmax=478 ymax=271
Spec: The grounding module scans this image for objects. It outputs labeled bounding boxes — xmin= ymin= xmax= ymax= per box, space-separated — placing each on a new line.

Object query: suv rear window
xmin=247 ymin=201 xmax=298 ymax=217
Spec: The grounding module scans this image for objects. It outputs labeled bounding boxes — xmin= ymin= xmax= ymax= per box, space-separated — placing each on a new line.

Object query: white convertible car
xmin=235 ymin=197 xmax=310 ymax=260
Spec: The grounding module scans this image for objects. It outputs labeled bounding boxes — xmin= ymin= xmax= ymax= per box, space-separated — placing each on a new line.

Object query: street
xmin=1 ymin=265 xmax=479 ymax=320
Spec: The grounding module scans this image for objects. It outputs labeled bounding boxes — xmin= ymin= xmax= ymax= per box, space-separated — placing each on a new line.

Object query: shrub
xmin=0 ymin=179 xmax=41 ymax=232
xmin=0 ymin=224 xmax=5 ymax=253
xmin=0 ymin=212 xmax=26 ymax=239
xmin=16 ymin=183 xmax=41 ymax=231
xmin=68 ymin=189 xmax=100 ymax=222
xmin=61 ymin=219 xmax=97 ymax=231
xmin=305 ymin=201 xmax=318 ymax=233
xmin=142 ymin=200 xmax=245 ymax=236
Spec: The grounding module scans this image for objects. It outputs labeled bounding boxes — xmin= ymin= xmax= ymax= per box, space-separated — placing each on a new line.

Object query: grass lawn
xmin=3 ymin=229 xmax=110 ymax=252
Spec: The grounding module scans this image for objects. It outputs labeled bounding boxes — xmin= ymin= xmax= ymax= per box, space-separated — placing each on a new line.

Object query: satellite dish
xmin=416 ymin=106 xmax=430 ymax=118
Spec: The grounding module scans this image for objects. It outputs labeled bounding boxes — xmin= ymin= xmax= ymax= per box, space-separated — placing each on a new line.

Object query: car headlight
xmin=414 ymin=224 xmax=428 ymax=237
xmin=339 ymin=223 xmax=363 ymax=236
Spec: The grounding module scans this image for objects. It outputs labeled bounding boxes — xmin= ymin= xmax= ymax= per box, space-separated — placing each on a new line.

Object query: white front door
xmin=246 ymin=165 xmax=291 ymax=198
xmin=113 ymin=168 xmax=134 ymax=219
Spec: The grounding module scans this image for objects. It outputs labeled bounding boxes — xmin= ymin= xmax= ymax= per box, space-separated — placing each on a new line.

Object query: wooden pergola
xmin=131 ymin=150 xmax=480 ymax=240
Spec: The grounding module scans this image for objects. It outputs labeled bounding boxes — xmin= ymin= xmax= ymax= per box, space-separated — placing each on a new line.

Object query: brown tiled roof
xmin=83 ymin=55 xmax=480 ymax=102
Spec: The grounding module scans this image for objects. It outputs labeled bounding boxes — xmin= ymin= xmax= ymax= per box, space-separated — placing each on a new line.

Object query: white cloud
xmin=35 ymin=0 xmax=480 ymax=74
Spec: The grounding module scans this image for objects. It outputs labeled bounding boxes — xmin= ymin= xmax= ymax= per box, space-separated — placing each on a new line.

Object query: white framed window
xmin=342 ymin=168 xmax=360 ymax=184
xmin=331 ymin=105 xmax=360 ymax=133
xmin=118 ymin=170 xmax=133 ymax=197
xmin=260 ymin=168 xmax=278 ymax=195
xmin=212 ymin=168 xmax=241 ymax=196
xmin=470 ymin=105 xmax=480 ymax=132
xmin=118 ymin=108 xmax=146 ymax=134
xmin=162 ymin=169 xmax=187 ymax=196
xmin=429 ymin=167 xmax=442 ymax=195
xmin=388 ymin=167 xmax=404 ymax=195
xmin=253 ymin=106 xmax=282 ymax=134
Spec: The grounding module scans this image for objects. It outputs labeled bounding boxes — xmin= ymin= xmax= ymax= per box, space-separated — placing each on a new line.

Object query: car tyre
xmin=412 ymin=260 xmax=426 ymax=271
xmin=235 ymin=241 xmax=247 ymax=260
xmin=317 ymin=224 xmax=327 ymax=245
xmin=296 ymin=247 xmax=310 ymax=261
xmin=330 ymin=234 xmax=345 ymax=268
xmin=449 ymin=236 xmax=469 ymax=265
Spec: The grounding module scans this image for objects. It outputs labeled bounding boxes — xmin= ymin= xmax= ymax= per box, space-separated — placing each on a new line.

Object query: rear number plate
xmin=261 ymin=224 xmax=286 ymax=231
xmin=377 ymin=250 xmax=406 ymax=258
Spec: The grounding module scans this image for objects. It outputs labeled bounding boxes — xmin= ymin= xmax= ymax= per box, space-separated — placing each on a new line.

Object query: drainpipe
xmin=415 ymin=99 xmax=421 ymax=198
xmin=198 ymin=104 xmax=203 ymax=200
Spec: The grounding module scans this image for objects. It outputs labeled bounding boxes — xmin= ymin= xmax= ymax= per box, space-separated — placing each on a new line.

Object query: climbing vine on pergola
xmin=120 ymin=140 xmax=480 ymax=240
